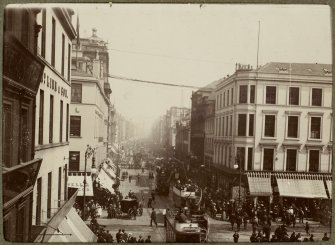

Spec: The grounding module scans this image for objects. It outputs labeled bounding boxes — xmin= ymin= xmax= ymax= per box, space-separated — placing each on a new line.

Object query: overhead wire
xmin=108 ymin=74 xmax=202 ymax=89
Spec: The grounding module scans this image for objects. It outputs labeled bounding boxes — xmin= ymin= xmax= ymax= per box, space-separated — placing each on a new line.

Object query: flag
xmin=76 ymin=12 xmax=80 ymax=45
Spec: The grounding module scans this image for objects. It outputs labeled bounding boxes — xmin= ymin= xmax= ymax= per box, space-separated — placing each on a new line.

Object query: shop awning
xmin=326 ymin=180 xmax=332 ymax=198
xmin=34 ymin=190 xmax=96 ymax=242
xmin=97 ymin=168 xmax=115 ymax=193
xmin=275 ymin=173 xmax=327 ymax=199
xmin=49 ymin=208 xmax=97 ymax=242
xmin=67 ymin=173 xmax=94 ymax=196
xmin=247 ymin=172 xmax=272 ymax=196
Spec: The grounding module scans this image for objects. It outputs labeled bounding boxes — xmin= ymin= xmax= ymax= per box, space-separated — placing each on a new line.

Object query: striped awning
xmin=275 ymin=173 xmax=327 ymax=199
xmin=247 ymin=172 xmax=272 ymax=196
xmin=325 ymin=178 xmax=332 ymax=199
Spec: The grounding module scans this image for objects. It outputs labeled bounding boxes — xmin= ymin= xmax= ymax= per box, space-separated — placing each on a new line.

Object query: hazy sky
xmin=68 ymin=4 xmax=331 ymax=137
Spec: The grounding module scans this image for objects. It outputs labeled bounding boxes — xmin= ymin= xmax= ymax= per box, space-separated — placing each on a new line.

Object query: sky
xmin=67 ymin=4 xmax=331 ymax=137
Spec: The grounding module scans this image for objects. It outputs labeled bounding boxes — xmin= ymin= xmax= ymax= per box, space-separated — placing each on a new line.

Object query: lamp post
xmin=83 ymin=145 xmax=93 ymax=219
xmin=233 ymin=153 xmax=242 ymax=205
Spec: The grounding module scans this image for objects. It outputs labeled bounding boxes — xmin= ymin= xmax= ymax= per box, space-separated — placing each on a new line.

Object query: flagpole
xmin=256 ymin=20 xmax=260 ymax=68
xmin=76 ymin=11 xmax=80 ymax=69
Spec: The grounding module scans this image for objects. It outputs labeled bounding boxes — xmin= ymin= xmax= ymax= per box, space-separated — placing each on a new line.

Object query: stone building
xmin=213 ymin=62 xmax=332 ymax=203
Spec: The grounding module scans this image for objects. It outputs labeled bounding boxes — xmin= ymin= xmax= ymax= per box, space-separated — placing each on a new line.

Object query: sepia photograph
xmin=1 ymin=2 xmax=333 ymax=243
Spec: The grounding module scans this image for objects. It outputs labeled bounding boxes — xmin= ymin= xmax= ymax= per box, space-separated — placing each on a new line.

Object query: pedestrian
xmin=122 ymin=229 xmax=128 ymax=242
xmin=233 ymin=231 xmax=239 ymax=243
xmin=147 ymin=197 xmax=152 ymax=208
xmin=309 ymin=234 xmax=314 ymax=242
xmin=144 ymin=235 xmax=152 ymax=243
xmin=243 ymin=215 xmax=248 ymax=230
xmin=322 ymin=233 xmax=329 ymax=241
xmin=150 ymin=208 xmax=158 ymax=227
xmin=138 ymin=173 xmax=140 ymax=182
xmin=304 ymin=221 xmax=310 ymax=235
xmin=106 ymin=230 xmax=114 ymax=243
xmin=116 ymin=229 xmax=122 ymax=243
xmin=138 ymin=235 xmax=144 ymax=243
xmin=129 ymin=175 xmax=132 ymax=183
xmin=151 ymin=190 xmax=155 ymax=203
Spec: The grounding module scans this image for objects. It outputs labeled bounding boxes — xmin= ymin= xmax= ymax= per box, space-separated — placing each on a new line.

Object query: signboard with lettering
xmin=67 ymin=175 xmax=94 ymax=196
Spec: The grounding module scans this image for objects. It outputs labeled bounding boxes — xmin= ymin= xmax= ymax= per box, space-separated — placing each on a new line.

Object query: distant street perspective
xmin=2 ymin=3 xmax=332 ymax=243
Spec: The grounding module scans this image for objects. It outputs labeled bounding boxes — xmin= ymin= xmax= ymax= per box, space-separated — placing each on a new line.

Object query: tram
xmin=165 ymin=209 xmax=208 ymax=243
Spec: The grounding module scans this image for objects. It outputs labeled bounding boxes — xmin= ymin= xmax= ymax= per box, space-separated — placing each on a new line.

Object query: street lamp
xmin=83 ymin=145 xmax=93 ymax=219
xmin=233 ymin=153 xmax=242 ymax=205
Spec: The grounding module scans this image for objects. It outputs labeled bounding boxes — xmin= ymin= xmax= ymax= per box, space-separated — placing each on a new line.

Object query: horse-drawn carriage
xmin=117 ymin=198 xmax=143 ymax=218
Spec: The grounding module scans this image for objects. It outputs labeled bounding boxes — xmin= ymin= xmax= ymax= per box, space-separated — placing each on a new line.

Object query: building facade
xmin=175 ymin=113 xmax=191 ymax=164
xmin=203 ymin=92 xmax=216 ymax=186
xmin=213 ymin=62 xmax=332 ymax=203
xmin=69 ymin=29 xmax=112 ymax=191
xmin=33 ymin=7 xmax=76 ymax=227
xmin=3 ymin=6 xmax=45 ymax=242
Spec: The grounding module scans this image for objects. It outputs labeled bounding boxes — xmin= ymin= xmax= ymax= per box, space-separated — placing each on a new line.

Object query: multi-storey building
xmin=165 ymin=107 xmax=190 ymax=149
xmin=203 ymin=92 xmax=216 ymax=186
xmin=33 ymin=7 xmax=76 ymax=229
xmin=213 ymin=62 xmax=332 ymax=203
xmin=3 ymin=6 xmax=45 ymax=242
xmin=190 ymin=81 xmax=218 ymax=163
xmin=175 ymin=113 xmax=191 ymax=164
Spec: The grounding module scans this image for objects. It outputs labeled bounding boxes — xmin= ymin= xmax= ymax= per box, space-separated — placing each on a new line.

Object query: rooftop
xmin=257 ymin=62 xmax=332 ymax=76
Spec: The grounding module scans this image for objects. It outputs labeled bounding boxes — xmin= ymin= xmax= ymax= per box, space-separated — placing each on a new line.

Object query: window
xmin=230 ymin=115 xmax=232 ymax=136
xmin=309 ymin=150 xmax=319 ymax=172
xmin=239 ymin=85 xmax=248 ymax=104
xmin=36 ymin=177 xmax=42 ymax=225
xmin=287 ymin=116 xmax=299 ymax=138
xmin=249 ymin=114 xmax=254 ymax=136
xmin=247 ymin=148 xmax=253 ymax=170
xmin=51 ymin=18 xmax=56 ymax=67
xmin=223 ymin=92 xmax=225 ymax=107
xmin=263 ymin=148 xmax=274 ymax=171
xmin=64 ymin=164 xmax=68 ymax=200
xmin=66 ymin=104 xmax=69 ymax=141
xmin=20 ymin=107 xmax=30 ymax=163
xmin=41 ymin=9 xmax=46 ymax=58
xmin=238 ymin=114 xmax=247 ymax=136
xmin=69 ymin=151 xmax=80 ymax=171
xmin=21 ymin=10 xmax=29 ymax=49
xmin=216 ymin=95 xmax=219 ymax=110
xmin=71 ymin=83 xmax=82 ymax=103
xmin=70 ymin=116 xmax=81 ymax=136
xmin=310 ymin=117 xmax=321 ymax=139
xmin=231 ymin=88 xmax=234 ymax=104
xmin=237 ymin=147 xmax=245 ymax=170
xmin=3 ymin=104 xmax=12 ymax=167
xmin=67 ymin=44 xmax=71 ymax=81
xmin=227 ymin=90 xmax=230 ymax=106
xmin=250 ymin=85 xmax=255 ymax=103
xmin=266 ymin=86 xmax=276 ymax=104
xmin=47 ymin=172 xmax=52 ymax=219
xmin=61 ymin=34 xmax=65 ymax=76
xmin=38 ymin=90 xmax=44 ymax=144
xmin=311 ymin=88 xmax=322 ymax=106
xmin=225 ymin=116 xmax=228 ymax=137
xmin=222 ymin=117 xmax=225 ymax=136
xmin=58 ymin=167 xmax=62 ymax=207
xmin=60 ymin=100 xmax=63 ymax=142
xmin=49 ymin=95 xmax=54 ymax=143
xmin=219 ymin=94 xmax=222 ymax=109
xmin=286 ymin=149 xmax=297 ymax=171
xmin=289 ymin=87 xmax=299 ymax=105
xmin=264 ymin=115 xmax=276 ymax=137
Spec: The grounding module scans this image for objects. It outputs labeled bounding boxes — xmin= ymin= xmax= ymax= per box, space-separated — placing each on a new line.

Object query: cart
xmin=120 ymin=198 xmax=143 ymax=217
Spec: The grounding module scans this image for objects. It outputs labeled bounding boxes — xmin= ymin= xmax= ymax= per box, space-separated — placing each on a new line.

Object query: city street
xmin=93 ymin=167 xmax=331 ymax=242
